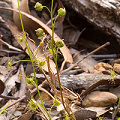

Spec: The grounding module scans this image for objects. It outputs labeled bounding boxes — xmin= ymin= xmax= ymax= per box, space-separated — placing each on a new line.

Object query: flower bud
xmin=34 ymin=2 xmax=43 ymax=11
xmin=55 ymin=40 xmax=64 ymax=48
xmin=58 ymin=8 xmax=66 ymax=17
xmin=35 ymin=28 xmax=44 ymax=37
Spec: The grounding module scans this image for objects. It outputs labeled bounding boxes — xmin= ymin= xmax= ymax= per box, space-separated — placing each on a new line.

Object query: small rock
xmin=74 ymin=109 xmax=96 ymax=120
xmin=92 ymin=62 xmax=112 ymax=73
xmin=114 ymin=63 xmax=120 ymax=73
xmin=82 ymin=91 xmax=117 ymax=107
xmin=14 ymin=111 xmax=22 ymax=117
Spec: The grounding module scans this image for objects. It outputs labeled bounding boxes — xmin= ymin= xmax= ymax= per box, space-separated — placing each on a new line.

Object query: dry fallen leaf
xmin=86 ymin=107 xmax=109 ymax=116
xmin=70 ymin=48 xmax=97 ymax=72
xmin=74 ymin=109 xmax=96 ymax=120
xmin=17 ymin=111 xmax=33 ymax=120
xmin=73 ymin=51 xmax=97 ymax=72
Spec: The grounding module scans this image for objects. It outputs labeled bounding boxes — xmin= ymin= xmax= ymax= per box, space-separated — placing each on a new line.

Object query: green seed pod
xmin=18 ymin=37 xmax=23 ymax=43
xmin=8 ymin=58 xmax=12 ymax=69
xmin=55 ymin=40 xmax=64 ymax=48
xmin=26 ymin=77 xmax=34 ymax=84
xmin=38 ymin=61 xmax=45 ymax=67
xmin=53 ymin=96 xmax=61 ymax=106
xmin=35 ymin=28 xmax=44 ymax=37
xmin=58 ymin=8 xmax=66 ymax=17
xmin=29 ymin=99 xmax=38 ymax=111
xmin=34 ymin=2 xmax=43 ymax=11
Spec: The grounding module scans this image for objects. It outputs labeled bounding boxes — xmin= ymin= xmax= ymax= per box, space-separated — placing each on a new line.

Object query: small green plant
xmin=97 ymin=116 xmax=104 ymax=120
xmin=17 ymin=0 xmax=51 ymax=119
xmin=17 ymin=0 xmax=74 ymax=119
xmin=110 ymin=67 xmax=116 ymax=82
xmin=109 ymin=67 xmax=120 ymax=119
xmin=34 ymin=1 xmax=75 ymax=119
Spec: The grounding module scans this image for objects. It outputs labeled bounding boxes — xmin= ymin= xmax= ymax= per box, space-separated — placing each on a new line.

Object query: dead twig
xmin=0 ymin=95 xmax=19 ymax=100
xmin=0 ymin=49 xmax=23 ymax=54
xmin=0 ymin=39 xmax=22 ymax=52
xmin=60 ymin=42 xmax=110 ymax=74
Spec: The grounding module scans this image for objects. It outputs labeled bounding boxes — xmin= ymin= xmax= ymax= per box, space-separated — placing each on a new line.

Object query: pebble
xmin=82 ymin=91 xmax=117 ymax=107
xmin=14 ymin=111 xmax=22 ymax=117
xmin=114 ymin=63 xmax=120 ymax=73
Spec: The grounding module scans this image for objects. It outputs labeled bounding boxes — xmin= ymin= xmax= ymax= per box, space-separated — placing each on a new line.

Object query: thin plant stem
xmin=49 ymin=104 xmax=54 ymax=115
xmin=50 ymin=0 xmax=56 ymax=63
xmin=43 ymin=6 xmax=51 ymax=13
xmin=53 ymin=15 xmax=59 ymax=25
xmin=17 ymin=0 xmax=51 ymax=119
xmin=50 ymin=0 xmax=75 ymax=119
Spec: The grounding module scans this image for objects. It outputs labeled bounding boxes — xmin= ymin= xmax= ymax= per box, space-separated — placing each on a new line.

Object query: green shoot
xmin=17 ymin=0 xmax=51 ymax=119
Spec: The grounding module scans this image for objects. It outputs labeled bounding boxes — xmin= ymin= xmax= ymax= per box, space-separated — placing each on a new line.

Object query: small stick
xmin=0 ymin=39 xmax=22 ymax=52
xmin=0 ymin=95 xmax=19 ymax=100
xmin=77 ymin=42 xmax=110 ymax=64
xmin=0 ymin=49 xmax=23 ymax=54
xmin=60 ymin=42 xmax=110 ymax=74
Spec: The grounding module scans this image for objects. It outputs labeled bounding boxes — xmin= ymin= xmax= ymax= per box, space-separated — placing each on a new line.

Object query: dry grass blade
xmin=0 ymin=39 xmax=22 ymax=52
